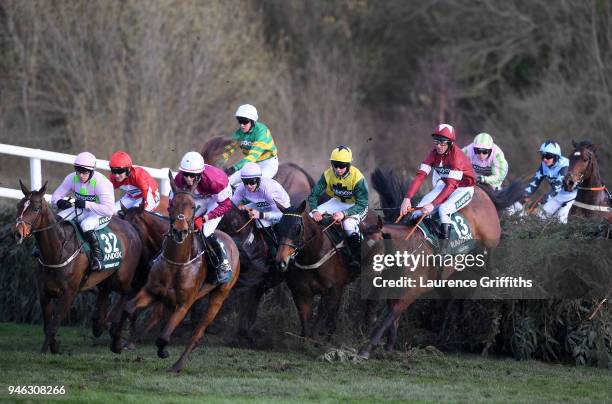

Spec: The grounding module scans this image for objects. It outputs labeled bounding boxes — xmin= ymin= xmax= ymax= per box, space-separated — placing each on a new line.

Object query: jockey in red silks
xmin=108 ymin=151 xmax=160 ymax=213
xmin=400 ymin=124 xmax=476 ymax=252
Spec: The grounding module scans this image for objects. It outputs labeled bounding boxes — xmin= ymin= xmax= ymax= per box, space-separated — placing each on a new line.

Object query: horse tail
xmin=286 ymin=162 xmax=315 ymax=189
xmin=478 ymin=180 xmax=525 ymax=211
xmin=371 ymin=168 xmax=406 ymax=223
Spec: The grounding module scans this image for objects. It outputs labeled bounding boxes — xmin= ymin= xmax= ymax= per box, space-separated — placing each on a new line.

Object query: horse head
xmin=168 ymin=170 xmax=196 ymax=244
xmin=275 ymin=200 xmax=307 ymax=272
xmin=564 ymin=140 xmax=600 ymax=191
xmin=13 ymin=180 xmax=49 ymax=244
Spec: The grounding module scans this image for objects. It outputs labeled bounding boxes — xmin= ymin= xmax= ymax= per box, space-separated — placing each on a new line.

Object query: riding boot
xmin=206 ymin=233 xmax=232 ymax=284
xmin=347 ymin=233 xmax=362 ymax=271
xmin=84 ymin=230 xmax=103 ymax=271
xmin=438 ymin=223 xmax=452 ymax=255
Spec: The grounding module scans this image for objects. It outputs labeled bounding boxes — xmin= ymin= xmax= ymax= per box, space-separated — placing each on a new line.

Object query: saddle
xmin=67 ymin=220 xmax=123 ymax=271
xmin=416 ymin=212 xmax=475 ymax=255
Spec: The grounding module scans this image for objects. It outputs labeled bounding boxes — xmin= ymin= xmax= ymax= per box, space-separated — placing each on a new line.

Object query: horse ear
xmin=297 ymin=200 xmax=307 ymax=214
xmin=39 ymin=181 xmax=47 ymax=195
xmin=275 ymin=201 xmax=287 ymax=213
xmin=189 ymin=181 xmax=198 ymax=194
xmin=19 ymin=179 xmax=30 ymax=195
xmin=168 ymin=169 xmax=177 ymax=194
xmin=377 ymin=214 xmax=383 ymax=230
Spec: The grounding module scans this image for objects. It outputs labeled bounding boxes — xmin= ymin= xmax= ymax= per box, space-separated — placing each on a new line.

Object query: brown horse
xmin=357 ymin=169 xmax=524 ymax=359
xmin=121 ymin=173 xmax=240 ymax=373
xmin=201 ymin=136 xmax=314 ymax=204
xmin=12 ymin=181 xmax=144 ymax=354
xmin=564 ymin=140 xmax=612 ymax=222
xmin=275 ymin=202 xmax=382 ymax=337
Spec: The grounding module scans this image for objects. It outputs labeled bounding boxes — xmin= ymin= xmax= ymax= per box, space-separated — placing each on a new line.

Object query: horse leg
xmin=45 ymin=289 xmax=79 ymax=354
xmin=39 ymin=293 xmax=54 ymax=354
xmin=124 ymin=287 xmax=155 ymax=316
xmin=140 ymin=302 xmax=166 ymax=339
xmin=237 ymin=285 xmax=266 ymax=346
xmin=385 ymin=317 xmax=400 ymax=352
xmin=288 ymin=282 xmax=314 ymax=338
xmin=91 ymin=285 xmax=110 ymax=338
xmin=358 ymin=307 xmax=398 ymax=359
xmin=109 ymin=295 xmax=132 ymax=354
xmin=364 ymin=298 xmax=379 ymax=334
xmin=170 ymin=289 xmax=229 ymax=373
xmin=156 ymin=300 xmax=195 ymax=359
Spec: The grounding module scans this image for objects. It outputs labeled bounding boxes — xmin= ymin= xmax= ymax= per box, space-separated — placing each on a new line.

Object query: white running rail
xmin=0 ymin=143 xmax=172 ymax=201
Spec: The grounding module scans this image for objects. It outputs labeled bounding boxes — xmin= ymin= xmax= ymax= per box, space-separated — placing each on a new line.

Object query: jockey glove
xmin=75 ymin=199 xmax=86 ymax=209
xmin=225 ymin=166 xmax=236 ymax=176
xmin=194 ymin=216 xmax=204 ymax=231
xmin=57 ymin=199 xmax=73 ymax=210
xmin=476 ymin=176 xmax=485 ymax=184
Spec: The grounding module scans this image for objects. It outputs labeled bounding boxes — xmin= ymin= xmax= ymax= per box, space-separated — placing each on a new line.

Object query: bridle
xmin=15 ymin=196 xmax=66 ymax=239
xmin=168 ymin=190 xmax=196 ymax=244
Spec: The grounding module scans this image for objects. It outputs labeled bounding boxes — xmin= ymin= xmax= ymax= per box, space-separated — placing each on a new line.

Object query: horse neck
xmin=35 ymin=206 xmax=69 ymax=262
xmin=579 ymin=158 xmax=608 ymax=204
xmin=144 ymin=213 xmax=168 ymax=250
xmin=301 ymin=214 xmax=329 ymax=258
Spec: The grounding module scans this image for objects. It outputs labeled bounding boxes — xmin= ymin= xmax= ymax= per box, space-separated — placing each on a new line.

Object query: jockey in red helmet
xmin=108 ymin=151 xmax=160 ymax=213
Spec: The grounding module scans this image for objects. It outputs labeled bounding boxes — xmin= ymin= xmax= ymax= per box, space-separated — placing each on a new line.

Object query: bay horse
xmin=201 ymin=136 xmax=314 ymax=205
xmin=275 ymin=202 xmax=383 ymax=337
xmin=12 ymin=181 xmax=144 ymax=354
xmin=357 ymin=168 xmax=524 ymax=359
xmin=564 ymin=140 xmax=612 ymax=222
xmin=121 ymin=173 xmax=240 ymax=373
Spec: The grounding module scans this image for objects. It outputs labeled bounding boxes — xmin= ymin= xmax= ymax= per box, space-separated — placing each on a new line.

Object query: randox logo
xmin=76 ymin=194 xmax=97 ymax=202
xmin=454 ymin=192 xmax=471 ymax=209
xmin=435 ymin=167 xmax=451 ymax=175
xmin=240 ymin=140 xmax=254 ymax=147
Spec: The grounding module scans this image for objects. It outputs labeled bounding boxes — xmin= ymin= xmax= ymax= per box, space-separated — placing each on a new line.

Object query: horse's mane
xmin=371 ymin=168 xmax=411 ymax=223
xmin=201 ymin=136 xmax=234 ymax=166
xmin=285 ymin=162 xmax=316 ymax=188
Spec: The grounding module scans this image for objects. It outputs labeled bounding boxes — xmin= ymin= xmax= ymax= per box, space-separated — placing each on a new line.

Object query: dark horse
xmin=12 ymin=181 xmax=143 ymax=354
xmin=564 ymin=140 xmax=612 ymax=222
xmin=122 ymin=172 xmax=240 ymax=373
xmin=275 ymin=202 xmax=382 ymax=337
xmin=202 ymin=136 xmax=316 ymax=340
xmin=357 ymin=169 xmax=524 ymax=359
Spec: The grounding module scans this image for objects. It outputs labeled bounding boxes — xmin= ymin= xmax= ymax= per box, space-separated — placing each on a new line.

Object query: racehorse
xmin=121 ymin=172 xmax=240 ymax=373
xmin=201 ymin=136 xmax=314 ymax=205
xmin=275 ymin=202 xmax=382 ymax=337
xmin=357 ymin=168 xmax=524 ymax=359
xmin=564 ymin=140 xmax=612 ymax=222
xmin=12 ymin=181 xmax=144 ymax=354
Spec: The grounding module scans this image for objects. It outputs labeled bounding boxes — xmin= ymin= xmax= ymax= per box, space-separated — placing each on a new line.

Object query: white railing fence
xmin=0 ymin=143 xmax=172 ymax=201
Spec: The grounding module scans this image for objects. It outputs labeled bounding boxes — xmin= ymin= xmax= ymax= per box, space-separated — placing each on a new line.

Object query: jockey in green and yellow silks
xmin=307 ymin=146 xmax=369 ymax=270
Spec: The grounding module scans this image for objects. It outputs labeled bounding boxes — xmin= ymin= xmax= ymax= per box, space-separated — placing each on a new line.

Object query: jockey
xmin=51 ymin=152 xmax=115 ymax=271
xmin=523 ymin=141 xmax=577 ymax=223
xmin=400 ymin=124 xmax=476 ymax=253
xmin=170 ymin=151 xmax=233 ymax=283
xmin=219 ymin=104 xmax=279 ymax=187
xmin=462 ymin=132 xmax=509 ymax=190
xmin=231 ymin=162 xmax=291 ymax=257
xmin=108 ymin=151 xmax=160 ymax=213
xmin=307 ymin=146 xmax=369 ymax=270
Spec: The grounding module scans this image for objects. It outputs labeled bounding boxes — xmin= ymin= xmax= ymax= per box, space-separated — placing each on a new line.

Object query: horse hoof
xmin=50 ymin=339 xmax=60 ymax=354
xmin=92 ymin=322 xmax=104 ymax=338
xmin=123 ymin=341 xmax=136 ymax=352
xmin=357 ymin=349 xmax=370 ymax=360
xmin=110 ymin=338 xmax=123 ymax=354
xmin=158 ymin=349 xmax=169 ymax=359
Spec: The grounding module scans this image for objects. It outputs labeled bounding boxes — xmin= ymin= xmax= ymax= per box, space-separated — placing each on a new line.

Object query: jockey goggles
xmin=541 ymin=153 xmax=557 ymax=160
xmin=237 ymin=117 xmax=251 ymax=125
xmin=74 ymin=165 xmax=92 ymax=174
xmin=242 ymin=178 xmax=260 ymax=186
xmin=110 ymin=167 xmax=129 ymax=175
xmin=474 ymin=147 xmax=491 ymax=156
xmin=182 ymin=172 xmax=201 ymax=179
xmin=331 ymin=161 xmax=350 ymax=169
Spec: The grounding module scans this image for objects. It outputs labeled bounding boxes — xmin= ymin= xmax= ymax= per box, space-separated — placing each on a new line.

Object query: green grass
xmin=0 ymin=323 xmax=610 ymax=403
